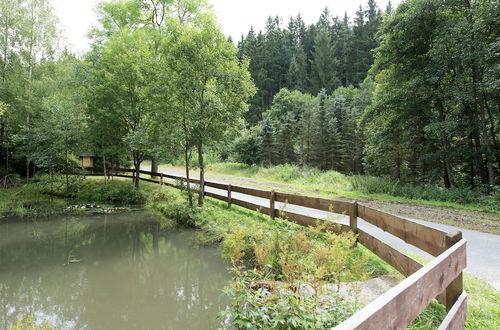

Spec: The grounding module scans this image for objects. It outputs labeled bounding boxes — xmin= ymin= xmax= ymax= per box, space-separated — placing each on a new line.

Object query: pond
xmin=0 ymin=211 xmax=231 ymax=329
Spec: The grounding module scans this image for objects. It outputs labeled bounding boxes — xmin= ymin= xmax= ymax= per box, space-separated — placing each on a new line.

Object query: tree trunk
xmin=103 ymin=154 xmax=108 ymax=185
xmin=184 ymin=145 xmax=193 ymax=207
xmin=485 ymin=100 xmax=500 ymax=175
xmin=436 ymin=98 xmax=454 ymax=188
xmin=151 ymin=156 xmax=158 ymax=178
xmin=134 ymin=162 xmax=140 ymax=188
xmin=133 ymin=151 xmax=140 ymax=188
xmin=197 ymin=139 xmax=205 ymax=207
xmin=465 ymin=0 xmax=495 ymax=185
xmin=468 ymin=134 xmax=475 ymax=188
xmin=395 ymin=151 xmax=401 ymax=181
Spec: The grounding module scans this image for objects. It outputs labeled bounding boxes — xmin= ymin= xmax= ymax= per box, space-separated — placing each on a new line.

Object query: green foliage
xmin=76 ymin=181 xmax=147 ymax=205
xmin=150 ymin=188 xmax=383 ymax=328
xmin=407 ymin=301 xmax=446 ymax=329
xmin=238 ymin=3 xmax=382 ymax=124
xmin=221 ymin=269 xmax=357 ymax=329
xmin=153 ymin=202 xmax=199 ymax=227
xmin=230 ymin=128 xmax=262 ymax=165
xmin=351 ymin=176 xmax=499 ymax=210
xmin=9 ymin=313 xmax=54 ymax=330
xmin=0 ymin=183 xmax=67 ymax=218
xmin=367 ymin=0 xmax=499 ymax=188
xmin=208 ymin=162 xmax=499 ymax=212
xmin=241 ymin=84 xmax=368 ymax=174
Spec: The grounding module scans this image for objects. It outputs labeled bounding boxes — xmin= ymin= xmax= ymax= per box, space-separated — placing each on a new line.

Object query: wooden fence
xmin=87 ymin=167 xmax=467 ymax=329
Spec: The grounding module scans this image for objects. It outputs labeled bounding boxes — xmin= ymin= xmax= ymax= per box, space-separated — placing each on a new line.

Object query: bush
xmin=349 ymin=175 xmax=499 ymax=211
xmin=32 ymin=174 xmax=86 ymax=197
xmin=76 ymin=182 xmax=147 ymax=204
xmin=9 ymin=314 xmax=54 ymax=330
xmin=153 ymin=202 xmax=199 ymax=227
xmin=222 ymin=269 xmax=357 ymax=329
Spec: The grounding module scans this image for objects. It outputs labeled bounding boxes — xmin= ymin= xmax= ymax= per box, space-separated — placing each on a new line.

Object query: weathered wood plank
xmin=357 ymin=204 xmax=447 ymax=256
xmin=275 ymin=192 xmax=352 ymax=214
xmin=438 ymin=291 xmax=468 ymax=330
xmin=231 ymin=198 xmax=272 ymax=216
xmin=116 ymin=168 xmax=135 ymax=173
xmin=350 ymin=201 xmax=358 ymax=233
xmin=279 ymin=211 xmax=351 ymax=234
xmin=230 ymin=185 xmax=271 ymax=199
xmin=205 ymin=181 xmax=228 ymax=190
xmin=138 ymin=177 xmax=160 ymax=184
xmin=205 ymin=191 xmax=228 ymax=202
xmin=358 ymin=229 xmax=423 ymax=277
xmin=445 ymin=231 xmax=464 ymax=311
xmin=270 ymin=190 xmax=276 ymax=219
xmin=335 ymin=239 xmax=467 ymax=330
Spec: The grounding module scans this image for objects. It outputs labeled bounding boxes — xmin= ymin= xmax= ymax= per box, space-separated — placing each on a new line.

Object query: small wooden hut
xmin=79 ymin=153 xmax=95 ymax=168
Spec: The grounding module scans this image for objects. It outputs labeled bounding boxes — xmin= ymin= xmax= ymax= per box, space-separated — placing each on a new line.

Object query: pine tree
xmin=311 ymin=89 xmax=330 ymax=170
xmin=260 ymin=117 xmax=275 ymax=165
xmin=299 ymin=106 xmax=315 ymax=166
xmin=287 ymin=47 xmax=307 ymax=92
xmin=310 ymin=29 xmax=339 ymax=95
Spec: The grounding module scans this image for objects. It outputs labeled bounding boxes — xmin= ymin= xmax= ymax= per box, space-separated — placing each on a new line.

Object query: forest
xmin=231 ymin=0 xmax=499 ymax=191
xmin=0 ymin=0 xmax=498 ymax=202
xmin=0 ymin=1 xmax=499 ymax=329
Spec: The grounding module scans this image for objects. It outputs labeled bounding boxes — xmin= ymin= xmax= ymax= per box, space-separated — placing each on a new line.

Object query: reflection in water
xmin=0 ymin=211 xmax=230 ymax=329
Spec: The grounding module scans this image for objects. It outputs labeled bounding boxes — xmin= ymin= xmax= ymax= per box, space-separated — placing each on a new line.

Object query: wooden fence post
xmin=160 ymin=173 xmax=164 ymax=186
xmin=227 ymin=184 xmax=232 ymax=208
xmin=350 ymin=201 xmax=358 ymax=233
xmin=445 ymin=231 xmax=464 ymax=311
xmin=270 ymin=190 xmax=276 ymax=219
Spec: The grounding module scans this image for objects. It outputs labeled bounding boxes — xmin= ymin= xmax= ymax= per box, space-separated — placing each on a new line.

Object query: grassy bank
xmin=149 ymin=188 xmax=398 ymax=328
xmin=203 ymin=163 xmax=499 ymax=213
xmin=0 ymin=175 xmax=152 ymax=218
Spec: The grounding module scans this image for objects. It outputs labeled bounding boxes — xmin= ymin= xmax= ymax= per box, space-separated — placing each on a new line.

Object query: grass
xmin=0 ymin=183 xmax=68 ymax=218
xmin=203 ymin=163 xmax=499 ymax=213
xmin=151 ymin=162 xmax=500 ymax=234
xmin=410 ymin=276 xmax=500 ymax=330
xmin=407 ymin=255 xmax=500 ymax=329
xmin=0 ymin=175 xmax=155 ymax=218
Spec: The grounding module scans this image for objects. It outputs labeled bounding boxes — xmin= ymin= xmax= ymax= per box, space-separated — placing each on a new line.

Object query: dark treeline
xmin=237 ymin=0 xmax=384 ymax=124
xmin=231 ymin=0 xmax=499 ymax=190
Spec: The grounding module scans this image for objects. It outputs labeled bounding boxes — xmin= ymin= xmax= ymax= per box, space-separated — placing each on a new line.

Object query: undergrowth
xmin=149 ymin=188 xmax=398 ymax=328
xmin=0 ymin=175 xmax=149 ymax=218
xmin=206 ymin=163 xmax=499 ymax=212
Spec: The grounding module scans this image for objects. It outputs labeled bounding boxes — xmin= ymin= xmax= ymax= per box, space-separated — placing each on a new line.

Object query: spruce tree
xmin=310 ymin=29 xmax=339 ymax=95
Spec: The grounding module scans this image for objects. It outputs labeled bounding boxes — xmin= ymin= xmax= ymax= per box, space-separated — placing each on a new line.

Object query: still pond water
xmin=0 ymin=211 xmax=231 ymax=329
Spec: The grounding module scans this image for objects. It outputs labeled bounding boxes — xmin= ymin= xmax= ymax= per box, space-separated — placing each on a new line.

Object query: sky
xmin=52 ymin=0 xmax=401 ymax=54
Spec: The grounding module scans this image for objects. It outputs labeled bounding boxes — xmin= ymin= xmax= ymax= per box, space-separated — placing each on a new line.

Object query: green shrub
xmin=350 ymin=175 xmax=499 ymax=211
xmin=221 ymin=269 xmax=357 ymax=329
xmin=153 ymin=202 xmax=199 ymax=227
xmin=9 ymin=314 xmax=54 ymax=330
xmin=76 ymin=182 xmax=146 ymax=204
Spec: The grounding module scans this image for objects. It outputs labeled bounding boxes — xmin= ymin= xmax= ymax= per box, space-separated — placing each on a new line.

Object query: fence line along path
xmin=86 ymin=167 xmax=468 ymax=329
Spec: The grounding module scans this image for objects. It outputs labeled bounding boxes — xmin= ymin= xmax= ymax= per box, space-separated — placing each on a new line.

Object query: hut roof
xmin=79 ymin=153 xmax=95 ymax=157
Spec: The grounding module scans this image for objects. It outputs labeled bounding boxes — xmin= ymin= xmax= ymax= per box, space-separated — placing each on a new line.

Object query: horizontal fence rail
xmin=84 ymin=167 xmax=467 ymax=329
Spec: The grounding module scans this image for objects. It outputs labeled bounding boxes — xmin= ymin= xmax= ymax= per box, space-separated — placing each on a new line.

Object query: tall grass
xmin=207 ymin=163 xmax=499 ymax=211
